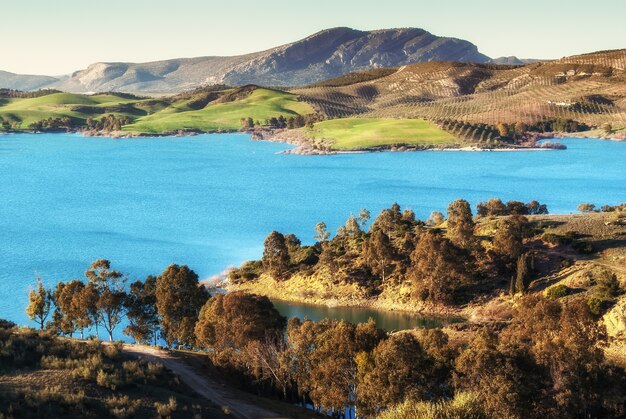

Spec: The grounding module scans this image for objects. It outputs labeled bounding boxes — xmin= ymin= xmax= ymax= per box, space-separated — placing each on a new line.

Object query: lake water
xmin=1 ymin=133 xmax=624 ymax=334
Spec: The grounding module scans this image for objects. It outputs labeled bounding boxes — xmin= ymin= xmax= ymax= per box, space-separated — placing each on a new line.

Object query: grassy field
xmin=0 ymin=92 xmax=160 ymax=127
xmin=305 ymin=118 xmax=458 ymax=149
xmin=125 ymin=88 xmax=313 ymax=133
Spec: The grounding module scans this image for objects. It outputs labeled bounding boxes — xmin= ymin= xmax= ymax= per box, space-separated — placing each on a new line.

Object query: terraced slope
xmin=291 ymin=50 xmax=626 ymax=128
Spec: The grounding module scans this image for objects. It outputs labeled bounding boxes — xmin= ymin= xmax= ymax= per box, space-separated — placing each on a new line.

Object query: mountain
xmin=0 ymin=28 xmax=490 ymax=94
xmin=0 ymin=70 xmax=60 ymax=91
xmin=488 ymin=56 xmax=544 ymax=65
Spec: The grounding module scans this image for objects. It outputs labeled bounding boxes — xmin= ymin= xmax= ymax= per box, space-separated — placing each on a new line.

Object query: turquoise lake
xmin=0 ymin=133 xmax=625 ymax=332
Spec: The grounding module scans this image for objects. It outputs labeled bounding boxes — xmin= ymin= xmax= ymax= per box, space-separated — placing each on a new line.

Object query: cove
xmin=0 ymin=133 xmax=625 ymax=333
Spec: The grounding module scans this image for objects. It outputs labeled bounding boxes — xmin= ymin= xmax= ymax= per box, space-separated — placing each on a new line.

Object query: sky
xmin=2 ymin=0 xmax=625 ymax=75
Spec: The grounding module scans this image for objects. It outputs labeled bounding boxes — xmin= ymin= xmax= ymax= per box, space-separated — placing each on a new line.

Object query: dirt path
xmin=121 ymin=344 xmax=283 ymax=419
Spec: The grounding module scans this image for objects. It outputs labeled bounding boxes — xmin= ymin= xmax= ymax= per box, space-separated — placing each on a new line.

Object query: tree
xmin=364 ymin=229 xmax=394 ymax=282
xmin=344 ymin=214 xmax=360 ymax=235
xmin=426 ymin=211 xmax=445 ymax=226
xmin=156 ymin=264 xmax=209 ymax=347
xmin=513 ymin=252 xmax=533 ymax=294
xmin=124 ymin=275 xmax=159 ymax=345
xmin=506 ymin=200 xmax=529 ymax=215
xmin=288 ymin=319 xmax=382 ymax=416
xmin=446 ymin=199 xmax=475 ymax=249
xmin=356 ymin=333 xmax=442 ymax=417
xmin=409 ymin=231 xmax=471 ymax=303
xmin=577 ymin=203 xmax=596 ymax=213
xmin=85 ymin=259 xmax=124 ymax=292
xmin=262 ymin=231 xmax=290 ymax=280
xmin=26 ymin=277 xmax=52 ymax=330
xmin=477 ymin=198 xmax=507 ymax=217
xmin=97 ymin=287 xmax=127 ymax=341
xmin=52 ymin=280 xmax=86 ymax=337
xmin=246 ymin=336 xmax=295 ymax=399
xmin=195 ymin=292 xmax=286 ymax=351
xmin=72 ymin=284 xmax=96 ymax=339
xmin=358 ymin=208 xmax=371 ymax=229
xmin=81 ymin=283 xmax=101 ymax=338
xmin=496 ymin=122 xmax=510 ymax=139
xmin=527 ymin=200 xmax=548 ymax=215
xmin=314 ymin=222 xmax=330 ymax=242
xmin=499 ymin=296 xmax=608 ymax=416
xmin=492 ymin=215 xmax=528 ymax=269
xmin=85 ymin=259 xmax=127 ymax=341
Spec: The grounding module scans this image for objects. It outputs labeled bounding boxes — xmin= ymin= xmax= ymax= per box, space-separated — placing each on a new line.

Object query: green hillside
xmin=0 ymin=87 xmax=314 ymax=134
xmin=0 ymin=92 xmax=159 ymax=127
xmin=305 ymin=118 xmax=458 ymax=149
xmin=126 ymin=88 xmax=313 ymax=133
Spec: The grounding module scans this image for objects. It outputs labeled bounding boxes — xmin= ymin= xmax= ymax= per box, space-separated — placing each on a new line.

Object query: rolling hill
xmin=0 ymin=27 xmax=490 ymax=94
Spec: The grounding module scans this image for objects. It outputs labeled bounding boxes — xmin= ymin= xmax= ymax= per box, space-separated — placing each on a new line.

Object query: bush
xmin=587 ymin=297 xmax=604 ymax=315
xmin=97 ymin=369 xmax=123 ymax=390
xmin=546 ymin=284 xmax=569 ymax=299
xmin=154 ymin=396 xmax=178 ymax=418
xmin=105 ymin=395 xmax=141 ymax=418
xmin=378 ymin=392 xmax=485 ymax=419
xmin=595 ymin=272 xmax=622 ymax=300
xmin=229 ymin=260 xmax=263 ymax=282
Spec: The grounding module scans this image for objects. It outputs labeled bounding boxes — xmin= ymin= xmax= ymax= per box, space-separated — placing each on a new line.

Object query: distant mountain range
xmin=0 ymin=70 xmax=63 ymax=91
xmin=1 ymin=27 xmax=501 ymax=94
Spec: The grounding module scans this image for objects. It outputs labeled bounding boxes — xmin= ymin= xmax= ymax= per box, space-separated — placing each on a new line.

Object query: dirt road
xmin=121 ymin=344 xmax=284 ymax=419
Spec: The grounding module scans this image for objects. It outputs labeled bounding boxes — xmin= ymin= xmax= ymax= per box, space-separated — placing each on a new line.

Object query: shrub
xmin=546 ymin=284 xmax=569 ymax=299
xmin=106 ymin=395 xmax=141 ymax=419
xmin=103 ymin=342 xmax=123 ymax=359
xmin=587 ymin=297 xmax=604 ymax=315
xmin=595 ymin=272 xmax=622 ymax=300
xmin=155 ymin=396 xmax=178 ymax=418
xmin=378 ymin=392 xmax=485 ymax=419
xmin=97 ymin=369 xmax=123 ymax=390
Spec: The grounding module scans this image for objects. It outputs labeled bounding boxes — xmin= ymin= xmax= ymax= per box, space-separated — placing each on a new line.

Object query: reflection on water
xmin=270 ymin=299 xmax=460 ymax=331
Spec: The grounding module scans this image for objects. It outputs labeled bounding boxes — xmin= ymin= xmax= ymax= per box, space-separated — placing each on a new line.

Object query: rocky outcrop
xmin=604 ymin=298 xmax=626 ymax=339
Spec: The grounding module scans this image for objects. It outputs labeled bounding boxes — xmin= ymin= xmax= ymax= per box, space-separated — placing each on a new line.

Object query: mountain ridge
xmin=0 ymin=27 xmax=491 ymax=94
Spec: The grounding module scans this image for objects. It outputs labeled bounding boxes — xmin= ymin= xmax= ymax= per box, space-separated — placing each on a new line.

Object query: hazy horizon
xmin=2 ymin=0 xmax=625 ymax=75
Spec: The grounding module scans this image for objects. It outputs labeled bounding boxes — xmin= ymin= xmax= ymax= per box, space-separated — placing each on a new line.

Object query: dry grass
xmin=0 ymin=328 xmax=227 ymax=418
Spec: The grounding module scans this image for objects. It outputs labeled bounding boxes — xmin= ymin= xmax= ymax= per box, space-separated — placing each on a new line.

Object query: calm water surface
xmin=1 ymin=133 xmax=624 ymax=333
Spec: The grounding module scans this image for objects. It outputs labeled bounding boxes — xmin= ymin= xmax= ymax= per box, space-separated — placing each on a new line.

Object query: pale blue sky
xmin=2 ymin=0 xmax=625 ymax=75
